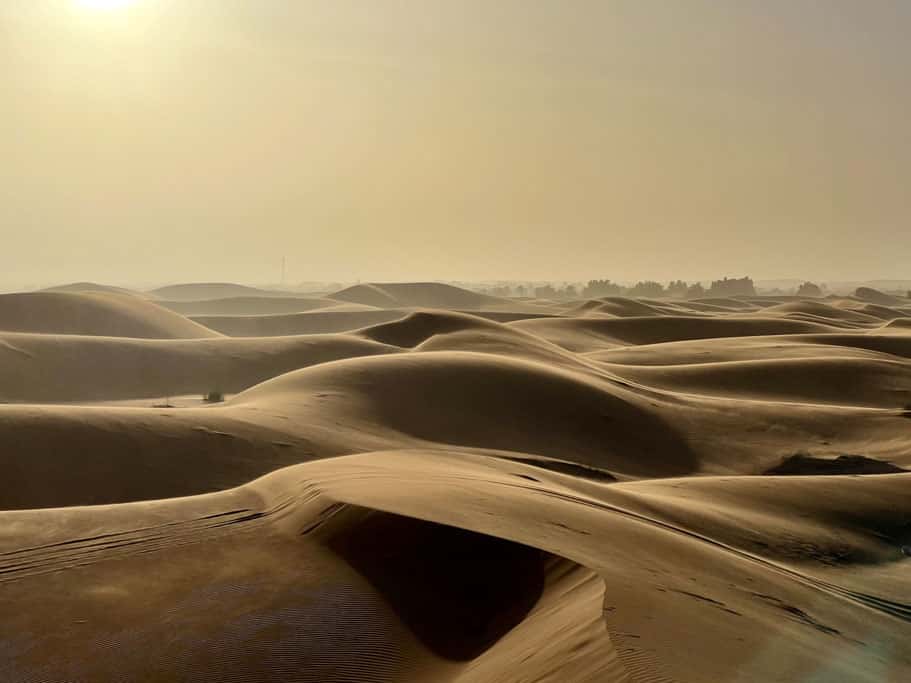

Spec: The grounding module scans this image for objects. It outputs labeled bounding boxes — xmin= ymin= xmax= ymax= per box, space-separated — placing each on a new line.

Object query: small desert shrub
xmin=203 ymin=390 xmax=225 ymax=404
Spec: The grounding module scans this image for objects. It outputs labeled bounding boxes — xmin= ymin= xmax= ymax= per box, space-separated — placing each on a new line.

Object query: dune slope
xmin=2 ymin=287 xmax=910 ymax=681
xmin=0 ymin=292 xmax=219 ymax=339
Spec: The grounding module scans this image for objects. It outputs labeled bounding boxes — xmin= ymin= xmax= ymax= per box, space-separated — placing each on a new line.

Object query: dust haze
xmin=4 ymin=1 xmax=910 ymax=287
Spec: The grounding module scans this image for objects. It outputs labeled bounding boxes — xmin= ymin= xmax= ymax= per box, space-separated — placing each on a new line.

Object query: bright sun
xmin=74 ymin=0 xmax=137 ymax=10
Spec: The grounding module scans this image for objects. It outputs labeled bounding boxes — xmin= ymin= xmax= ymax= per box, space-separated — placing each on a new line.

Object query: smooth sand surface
xmin=147 ymin=282 xmax=302 ymax=301
xmin=2 ymin=283 xmax=910 ymax=681
xmin=159 ymin=296 xmax=360 ymax=317
xmin=0 ymin=292 xmax=220 ymax=339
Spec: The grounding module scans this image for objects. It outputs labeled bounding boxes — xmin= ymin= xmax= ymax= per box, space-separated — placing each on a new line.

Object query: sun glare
xmin=74 ymin=0 xmax=137 ymax=10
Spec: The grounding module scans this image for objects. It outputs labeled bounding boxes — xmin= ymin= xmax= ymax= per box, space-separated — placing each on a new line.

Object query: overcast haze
xmin=3 ymin=1 xmax=909 ymax=287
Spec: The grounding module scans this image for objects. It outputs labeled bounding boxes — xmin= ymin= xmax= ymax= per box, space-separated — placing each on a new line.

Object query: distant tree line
xmin=705 ymin=276 xmax=756 ymax=297
xmin=579 ymin=276 xmax=754 ymax=299
xmin=479 ymin=276 xmax=842 ymax=300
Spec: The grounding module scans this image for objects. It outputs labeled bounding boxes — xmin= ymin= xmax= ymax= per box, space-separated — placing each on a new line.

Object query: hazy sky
xmin=3 ymin=0 xmax=910 ymax=286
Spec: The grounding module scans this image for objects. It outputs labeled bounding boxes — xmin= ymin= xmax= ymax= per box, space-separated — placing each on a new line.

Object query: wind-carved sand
xmin=1 ymin=284 xmax=910 ymax=681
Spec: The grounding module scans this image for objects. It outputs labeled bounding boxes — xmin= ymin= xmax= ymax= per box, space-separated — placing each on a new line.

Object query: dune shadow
xmin=764 ymin=453 xmax=908 ymax=476
xmin=325 ymin=508 xmax=547 ymax=661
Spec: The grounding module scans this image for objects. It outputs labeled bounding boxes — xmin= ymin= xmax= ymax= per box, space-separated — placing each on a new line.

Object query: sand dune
xmin=357 ymin=310 xmax=530 ymax=348
xmin=510 ymin=315 xmax=835 ymax=351
xmin=160 ymin=295 xmax=361 ymax=317
xmin=148 ymin=282 xmax=300 ymax=301
xmin=854 ymin=286 xmax=907 ymax=306
xmin=588 ymin=334 xmax=911 ymax=366
xmin=41 ymin=281 xmax=145 ymax=297
xmin=0 ymin=403 xmax=316 ymax=508
xmin=2 ymin=284 xmax=910 ymax=681
xmin=0 ymin=331 xmax=398 ymax=402
xmin=194 ymin=307 xmax=554 ymax=337
xmin=2 ymin=450 xmax=908 ymax=681
xmin=797 ymin=333 xmax=911 ymax=358
xmin=194 ymin=309 xmax=409 ymax=336
xmin=692 ymin=297 xmax=762 ymax=310
xmin=231 ymin=350 xmax=698 ymax=477
xmin=0 ymin=291 xmax=220 ymax=339
xmin=331 ymin=282 xmax=509 ymax=310
xmin=753 ymin=300 xmax=885 ymax=326
xmin=607 ymin=356 xmax=911 ymax=408
xmin=570 ymin=297 xmax=686 ymax=318
xmin=859 ymin=304 xmax=909 ymax=321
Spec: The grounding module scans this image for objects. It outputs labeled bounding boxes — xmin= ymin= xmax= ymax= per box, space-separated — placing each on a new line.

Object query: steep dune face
xmin=2 ymin=286 xmax=911 ymax=681
xmin=0 ymin=292 xmax=220 ymax=339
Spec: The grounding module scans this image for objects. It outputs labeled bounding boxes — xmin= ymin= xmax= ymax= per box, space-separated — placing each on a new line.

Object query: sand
xmin=1 ymin=282 xmax=909 ymax=682
xmin=0 ymin=292 xmax=219 ymax=339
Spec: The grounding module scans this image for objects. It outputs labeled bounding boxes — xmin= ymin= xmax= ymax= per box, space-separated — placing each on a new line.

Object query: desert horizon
xmin=4 ymin=1 xmax=911 ymax=681
xmin=7 ymin=274 xmax=911 ymax=297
